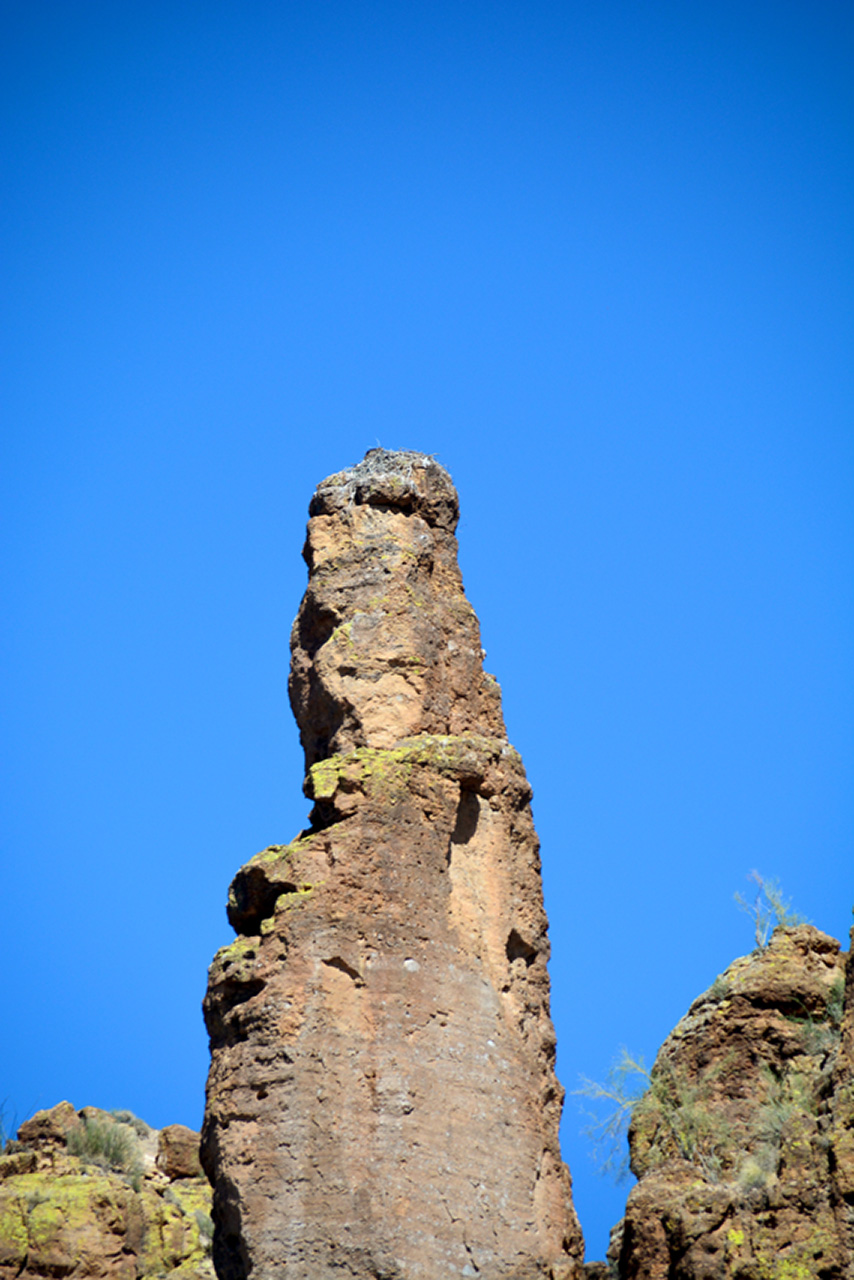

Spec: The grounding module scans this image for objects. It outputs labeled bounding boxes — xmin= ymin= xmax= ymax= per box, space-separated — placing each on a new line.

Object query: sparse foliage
xmin=827 ymin=977 xmax=845 ymax=1029
xmin=577 ymin=1052 xmax=735 ymax=1184
xmin=734 ymin=872 xmax=806 ymax=950
xmin=109 ymin=1109 xmax=150 ymax=1137
xmin=575 ymin=1049 xmax=652 ymax=1180
xmin=0 ymin=1100 xmax=16 ymax=1152
xmin=195 ymin=1209 xmax=214 ymax=1254
xmin=67 ymin=1114 xmax=142 ymax=1180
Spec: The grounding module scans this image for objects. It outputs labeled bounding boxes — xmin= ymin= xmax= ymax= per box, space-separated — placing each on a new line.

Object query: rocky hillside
xmin=0 ymin=1102 xmax=211 ymax=1280
xmin=610 ymin=923 xmax=853 ymax=1279
xmin=202 ymin=449 xmax=584 ymax=1279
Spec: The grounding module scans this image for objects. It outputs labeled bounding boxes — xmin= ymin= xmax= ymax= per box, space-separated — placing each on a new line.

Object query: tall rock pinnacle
xmin=202 ymin=450 xmax=583 ymax=1280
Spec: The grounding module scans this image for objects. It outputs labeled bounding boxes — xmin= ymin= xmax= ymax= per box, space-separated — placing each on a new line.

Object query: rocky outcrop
xmin=202 ymin=450 xmax=583 ymax=1279
xmin=0 ymin=1102 xmax=212 ymax=1279
xmin=613 ymin=924 xmax=852 ymax=1280
xmin=829 ymin=927 xmax=854 ymax=1268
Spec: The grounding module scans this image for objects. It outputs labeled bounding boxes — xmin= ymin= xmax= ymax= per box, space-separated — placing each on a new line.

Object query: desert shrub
xmin=195 ymin=1209 xmax=214 ymax=1254
xmin=734 ymin=872 xmax=806 ymax=951
xmin=827 ymin=977 xmax=845 ymax=1029
xmin=639 ymin=1066 xmax=734 ymax=1182
xmin=738 ymin=1151 xmax=775 ymax=1191
xmin=577 ymin=1050 xmax=737 ymax=1182
xmin=575 ymin=1049 xmax=651 ymax=1180
xmin=109 ymin=1109 xmax=150 ymax=1137
xmin=798 ymin=1016 xmax=839 ymax=1057
xmin=67 ymin=1115 xmax=141 ymax=1179
xmin=783 ymin=990 xmax=842 ymax=1058
xmin=736 ymin=1066 xmax=817 ymax=1190
xmin=708 ymin=975 xmax=730 ymax=1001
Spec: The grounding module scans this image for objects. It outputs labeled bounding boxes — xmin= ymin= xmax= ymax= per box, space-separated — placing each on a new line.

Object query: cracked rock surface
xmin=202 ymin=451 xmax=583 ymax=1280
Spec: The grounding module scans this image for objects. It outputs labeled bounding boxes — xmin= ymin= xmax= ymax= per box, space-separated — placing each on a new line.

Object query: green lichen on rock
xmin=306 ymin=733 xmax=518 ymax=805
xmin=0 ymin=1113 xmax=213 ymax=1280
xmin=754 ymin=1228 xmax=838 ymax=1280
xmin=0 ymin=1200 xmax=27 ymax=1266
xmin=0 ymin=1171 xmax=138 ymax=1271
xmin=139 ymin=1179 xmax=213 ymax=1276
xmin=241 ymin=835 xmax=315 ymax=870
xmin=274 ymin=886 xmax=314 ymax=911
xmin=209 ymin=935 xmax=260 ymax=986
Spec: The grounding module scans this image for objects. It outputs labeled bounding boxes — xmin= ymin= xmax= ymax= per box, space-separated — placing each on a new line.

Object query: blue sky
xmin=2 ymin=0 xmax=851 ymax=1260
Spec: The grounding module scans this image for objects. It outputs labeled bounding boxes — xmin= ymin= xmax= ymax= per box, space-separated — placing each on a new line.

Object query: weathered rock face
xmin=829 ymin=927 xmax=854 ymax=1268
xmin=202 ymin=450 xmax=583 ymax=1280
xmin=613 ymin=924 xmax=853 ymax=1280
xmin=0 ymin=1102 xmax=212 ymax=1280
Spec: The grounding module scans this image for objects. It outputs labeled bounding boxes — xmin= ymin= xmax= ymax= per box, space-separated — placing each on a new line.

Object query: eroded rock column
xmin=202 ymin=450 xmax=583 ymax=1280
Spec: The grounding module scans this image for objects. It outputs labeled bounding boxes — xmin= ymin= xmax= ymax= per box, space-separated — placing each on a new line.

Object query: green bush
xmin=827 ymin=977 xmax=845 ymax=1029
xmin=109 ymin=1109 xmax=150 ymax=1137
xmin=66 ymin=1115 xmax=142 ymax=1179
xmin=195 ymin=1209 xmax=214 ymax=1254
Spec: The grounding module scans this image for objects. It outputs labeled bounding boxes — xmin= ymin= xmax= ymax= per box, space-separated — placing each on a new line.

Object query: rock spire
xmin=202 ymin=450 xmax=583 ymax=1279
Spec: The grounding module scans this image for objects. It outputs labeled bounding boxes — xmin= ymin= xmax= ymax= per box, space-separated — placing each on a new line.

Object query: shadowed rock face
xmin=612 ymin=924 xmax=853 ymax=1280
xmin=202 ymin=451 xmax=584 ymax=1280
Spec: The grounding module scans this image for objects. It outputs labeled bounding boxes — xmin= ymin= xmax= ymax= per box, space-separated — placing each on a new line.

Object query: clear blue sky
xmin=2 ymin=0 xmax=851 ymax=1260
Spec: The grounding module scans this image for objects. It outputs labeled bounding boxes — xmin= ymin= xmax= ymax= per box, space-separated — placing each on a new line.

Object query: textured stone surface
xmin=829 ymin=927 xmax=854 ymax=1267
xmin=0 ymin=1103 xmax=212 ymax=1280
xmin=158 ymin=1127 xmax=205 ymax=1181
xmin=614 ymin=924 xmax=852 ymax=1280
xmin=202 ymin=450 xmax=583 ymax=1280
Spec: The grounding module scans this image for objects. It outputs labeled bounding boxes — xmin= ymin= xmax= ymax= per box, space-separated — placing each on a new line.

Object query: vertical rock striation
xmin=202 ymin=451 xmax=583 ymax=1280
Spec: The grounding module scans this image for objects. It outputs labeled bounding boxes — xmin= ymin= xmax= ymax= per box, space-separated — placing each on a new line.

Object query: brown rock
xmin=16 ymin=1101 xmax=79 ymax=1148
xmin=0 ymin=1151 xmax=37 ymax=1180
xmin=157 ymin=1124 xmax=204 ymax=1180
xmin=615 ymin=924 xmax=851 ymax=1280
xmin=202 ymin=450 xmax=583 ymax=1279
xmin=829 ymin=925 xmax=854 ymax=1261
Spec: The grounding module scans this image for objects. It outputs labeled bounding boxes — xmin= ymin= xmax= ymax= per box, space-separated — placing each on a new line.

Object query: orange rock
xmin=16 ymin=1101 xmax=79 ymax=1148
xmin=202 ymin=450 xmax=584 ymax=1279
xmin=157 ymin=1124 xmax=203 ymax=1180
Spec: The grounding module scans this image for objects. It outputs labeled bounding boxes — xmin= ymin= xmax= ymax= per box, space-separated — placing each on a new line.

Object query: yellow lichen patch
xmin=275 ymin=886 xmax=315 ymax=911
xmin=306 ymin=733 xmax=515 ymax=807
xmin=755 ymin=1228 xmax=837 ymax=1280
xmin=0 ymin=1167 xmax=213 ymax=1280
xmin=245 ymin=834 xmax=316 ymax=869
xmin=139 ymin=1180 xmax=212 ymax=1277
xmin=210 ymin=936 xmax=260 ymax=985
xmin=0 ymin=1199 xmax=27 ymax=1265
xmin=1 ymin=1171 xmax=136 ymax=1270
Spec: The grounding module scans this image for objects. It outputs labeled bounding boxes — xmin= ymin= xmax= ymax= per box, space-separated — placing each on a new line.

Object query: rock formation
xmin=201 ymin=450 xmax=583 ymax=1279
xmin=612 ymin=924 xmax=853 ymax=1279
xmin=0 ymin=1102 xmax=212 ymax=1279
